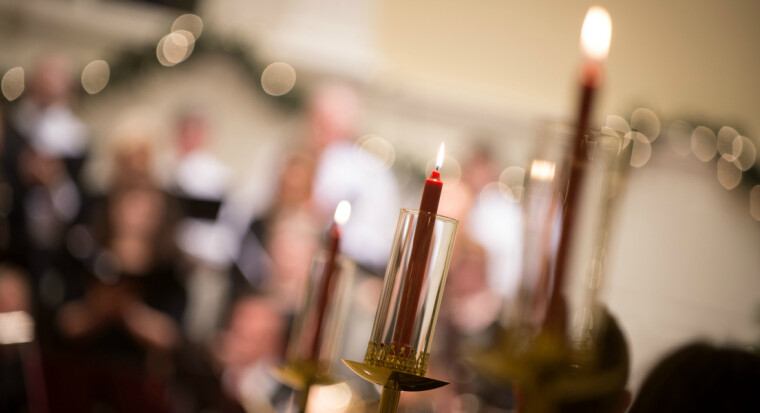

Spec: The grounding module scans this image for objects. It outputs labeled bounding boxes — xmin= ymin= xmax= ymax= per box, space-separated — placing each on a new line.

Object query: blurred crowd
xmin=0 ymin=53 xmax=526 ymax=413
xmin=1 ymin=53 xmax=759 ymax=413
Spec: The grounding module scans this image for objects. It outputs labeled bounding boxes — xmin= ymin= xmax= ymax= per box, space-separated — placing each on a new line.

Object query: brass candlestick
xmin=343 ymin=209 xmax=458 ymax=413
xmin=271 ymin=251 xmax=356 ymax=412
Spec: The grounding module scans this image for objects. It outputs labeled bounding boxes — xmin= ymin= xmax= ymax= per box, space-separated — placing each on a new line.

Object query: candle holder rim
xmin=399 ymin=208 xmax=458 ymax=225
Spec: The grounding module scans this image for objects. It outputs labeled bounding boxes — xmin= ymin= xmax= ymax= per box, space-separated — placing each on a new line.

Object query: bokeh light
xmin=261 ymin=62 xmax=296 ymax=96
xmin=630 ymin=108 xmax=660 ymax=142
xmin=733 ymin=135 xmax=756 ymax=171
xmin=628 ymin=131 xmax=652 ymax=167
xmin=499 ymin=166 xmax=525 ymax=202
xmin=604 ymin=115 xmax=630 ymax=133
xmin=691 ymin=126 xmax=717 ymax=162
xmin=307 ymin=382 xmax=353 ymax=413
xmin=157 ymin=31 xmax=194 ymax=66
xmin=716 ymin=156 xmax=742 ymax=190
xmin=667 ymin=120 xmax=693 ymax=156
xmin=717 ymin=126 xmax=739 ymax=161
xmin=81 ymin=60 xmax=110 ymax=94
xmin=750 ymin=185 xmax=760 ymax=222
xmin=1 ymin=67 xmax=25 ymax=101
xmin=171 ymin=13 xmax=203 ymax=39
xmin=356 ymin=134 xmax=395 ymax=172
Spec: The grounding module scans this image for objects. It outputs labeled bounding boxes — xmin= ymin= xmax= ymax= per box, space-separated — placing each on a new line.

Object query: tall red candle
xmin=545 ymin=7 xmax=612 ymax=332
xmin=309 ymin=200 xmax=351 ymax=360
xmin=391 ymin=143 xmax=445 ymax=352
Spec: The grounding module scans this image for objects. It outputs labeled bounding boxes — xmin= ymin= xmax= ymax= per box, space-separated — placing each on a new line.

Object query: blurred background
xmin=0 ymin=0 xmax=758 ymax=412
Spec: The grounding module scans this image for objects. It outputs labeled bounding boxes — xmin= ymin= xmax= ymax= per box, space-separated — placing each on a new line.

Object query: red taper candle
xmin=545 ymin=7 xmax=612 ymax=332
xmin=392 ymin=143 xmax=445 ymax=352
xmin=309 ymin=200 xmax=351 ymax=360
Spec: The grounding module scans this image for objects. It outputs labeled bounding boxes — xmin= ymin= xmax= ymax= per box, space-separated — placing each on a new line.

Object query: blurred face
xmin=31 ymin=56 xmax=73 ymax=107
xmin=220 ymin=298 xmax=284 ymax=367
xmin=176 ymin=115 xmax=207 ymax=155
xmin=110 ymin=187 xmax=165 ymax=238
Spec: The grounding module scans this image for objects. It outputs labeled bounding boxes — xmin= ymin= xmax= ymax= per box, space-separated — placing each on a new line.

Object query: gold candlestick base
xmin=342 ymin=359 xmax=448 ymax=413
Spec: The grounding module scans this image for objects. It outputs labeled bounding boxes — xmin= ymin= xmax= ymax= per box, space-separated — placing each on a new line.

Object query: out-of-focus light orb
xmin=499 ymin=166 xmax=525 ymax=188
xmin=356 ymin=134 xmax=395 ymax=172
xmin=750 ymin=185 xmax=760 ymax=221
xmin=171 ymin=13 xmax=203 ymax=39
xmin=1 ymin=67 xmax=24 ymax=101
xmin=0 ymin=311 xmax=34 ymax=344
xmin=717 ymin=126 xmax=739 ymax=161
xmin=308 ymin=382 xmax=352 ymax=412
xmin=627 ymin=131 xmax=652 ymax=167
xmin=499 ymin=165 xmax=525 ymax=202
xmin=261 ymin=62 xmax=296 ymax=96
xmin=605 ymin=115 xmax=630 ymax=134
xmin=426 ymin=155 xmax=461 ymax=191
xmin=158 ymin=31 xmax=193 ymax=66
xmin=691 ymin=126 xmax=717 ymax=162
xmin=716 ymin=156 xmax=741 ymax=190
xmin=733 ymin=136 xmax=756 ymax=171
xmin=81 ymin=60 xmax=110 ymax=94
xmin=668 ymin=120 xmax=693 ymax=156
xmin=630 ymin=108 xmax=660 ymax=142
xmin=529 ymin=159 xmax=556 ymax=182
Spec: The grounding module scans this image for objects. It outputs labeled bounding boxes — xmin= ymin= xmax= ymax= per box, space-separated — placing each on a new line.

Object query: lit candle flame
xmin=435 ymin=143 xmax=445 ymax=171
xmin=580 ymin=6 xmax=612 ymax=61
xmin=334 ymin=200 xmax=351 ymax=225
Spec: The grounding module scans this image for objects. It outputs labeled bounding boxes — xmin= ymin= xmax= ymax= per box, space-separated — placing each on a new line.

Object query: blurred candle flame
xmin=334 ymin=200 xmax=351 ymax=225
xmin=580 ymin=6 xmax=612 ymax=61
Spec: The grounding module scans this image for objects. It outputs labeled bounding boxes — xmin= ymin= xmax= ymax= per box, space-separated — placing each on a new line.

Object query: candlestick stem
xmin=378 ymin=379 xmax=401 ymax=413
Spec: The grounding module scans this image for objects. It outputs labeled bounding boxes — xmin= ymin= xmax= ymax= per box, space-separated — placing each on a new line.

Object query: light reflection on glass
xmin=631 ymin=107 xmax=660 ymax=143
xmin=81 ymin=60 xmax=110 ymax=94
xmin=668 ymin=120 xmax=693 ymax=156
xmin=1 ymin=67 xmax=24 ymax=101
xmin=529 ymin=159 xmax=556 ymax=181
xmin=750 ymin=185 xmax=760 ymax=222
xmin=691 ymin=126 xmax=717 ymax=162
xmin=261 ymin=62 xmax=296 ymax=96
xmin=716 ymin=156 xmax=742 ymax=190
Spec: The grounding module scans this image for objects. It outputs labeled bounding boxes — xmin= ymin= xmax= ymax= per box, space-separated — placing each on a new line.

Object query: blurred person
xmin=167 ymin=108 xmax=236 ymax=343
xmin=9 ymin=53 xmax=88 ymax=183
xmin=237 ymin=150 xmax=318 ymax=294
xmin=213 ymin=295 xmax=291 ymax=413
xmin=463 ymin=145 xmax=523 ymax=301
xmin=307 ymin=82 xmax=400 ymax=271
xmin=50 ymin=181 xmax=185 ymax=413
xmin=628 ymin=342 xmax=760 ymax=413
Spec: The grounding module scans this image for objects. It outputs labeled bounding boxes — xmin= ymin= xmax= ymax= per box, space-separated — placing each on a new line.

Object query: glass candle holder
xmin=363 ymin=208 xmax=458 ymax=377
xmin=487 ymin=125 xmax=633 ymax=412
xmin=284 ymin=251 xmax=356 ymax=381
